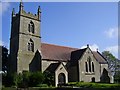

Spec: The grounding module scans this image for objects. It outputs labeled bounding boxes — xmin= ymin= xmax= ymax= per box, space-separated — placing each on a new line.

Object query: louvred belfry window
xmin=28 ymin=21 xmax=34 ymax=33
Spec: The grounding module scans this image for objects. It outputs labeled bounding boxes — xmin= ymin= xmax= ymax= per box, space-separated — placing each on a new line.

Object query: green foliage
xmin=102 ymin=51 xmax=116 ymax=61
xmin=2 ymin=71 xmax=46 ymax=87
xmin=68 ymin=82 xmax=120 ymax=88
xmin=29 ymin=71 xmax=44 ymax=87
xmin=43 ymin=71 xmax=54 ymax=86
xmin=2 ymin=73 xmax=23 ymax=87
xmin=102 ymin=51 xmax=117 ymax=76
xmin=20 ymin=71 xmax=30 ymax=87
xmin=2 ymin=73 xmax=15 ymax=87
xmin=1 ymin=46 xmax=9 ymax=72
xmin=114 ymin=71 xmax=120 ymax=83
xmin=2 ymin=71 xmax=55 ymax=87
xmin=36 ymin=84 xmax=48 ymax=87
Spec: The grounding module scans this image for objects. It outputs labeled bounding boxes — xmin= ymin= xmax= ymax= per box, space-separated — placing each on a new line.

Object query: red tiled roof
xmin=41 ymin=43 xmax=78 ymax=61
xmin=93 ymin=51 xmax=107 ymax=64
xmin=41 ymin=43 xmax=107 ymax=64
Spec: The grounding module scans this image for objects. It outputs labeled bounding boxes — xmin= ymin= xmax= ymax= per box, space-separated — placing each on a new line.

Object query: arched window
xmin=85 ymin=62 xmax=88 ymax=72
xmin=28 ymin=39 xmax=34 ymax=52
xmin=92 ymin=62 xmax=94 ymax=72
xmin=88 ymin=57 xmax=91 ymax=72
xmin=28 ymin=21 xmax=34 ymax=33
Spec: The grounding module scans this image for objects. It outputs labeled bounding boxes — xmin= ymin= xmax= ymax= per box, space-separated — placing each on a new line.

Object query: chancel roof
xmin=93 ymin=51 xmax=107 ymax=64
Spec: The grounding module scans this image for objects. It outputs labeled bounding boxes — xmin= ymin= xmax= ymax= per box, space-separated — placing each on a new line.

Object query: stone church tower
xmin=9 ymin=2 xmax=41 ymax=73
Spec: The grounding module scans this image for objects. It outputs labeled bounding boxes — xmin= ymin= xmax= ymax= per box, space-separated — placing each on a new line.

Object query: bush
xmin=2 ymin=71 xmax=57 ymax=87
xmin=2 ymin=71 xmax=45 ymax=87
xmin=13 ymin=73 xmax=23 ymax=87
xmin=114 ymin=71 xmax=120 ymax=83
xmin=29 ymin=71 xmax=44 ymax=87
xmin=43 ymin=71 xmax=54 ymax=86
xmin=2 ymin=73 xmax=15 ymax=87
xmin=68 ymin=82 xmax=120 ymax=88
xmin=36 ymin=84 xmax=48 ymax=87
xmin=21 ymin=71 xmax=30 ymax=88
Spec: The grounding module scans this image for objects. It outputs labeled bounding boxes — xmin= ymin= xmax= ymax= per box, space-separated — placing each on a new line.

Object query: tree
xmin=102 ymin=51 xmax=116 ymax=75
xmin=102 ymin=51 xmax=120 ymax=83
xmin=1 ymin=46 xmax=9 ymax=73
xmin=114 ymin=59 xmax=120 ymax=83
xmin=2 ymin=73 xmax=15 ymax=87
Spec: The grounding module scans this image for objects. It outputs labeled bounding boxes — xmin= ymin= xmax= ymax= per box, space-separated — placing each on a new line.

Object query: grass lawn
xmin=2 ymin=82 xmax=120 ymax=90
xmin=68 ymin=82 xmax=120 ymax=88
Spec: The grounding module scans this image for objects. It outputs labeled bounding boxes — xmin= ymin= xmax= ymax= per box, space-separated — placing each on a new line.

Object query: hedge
xmin=68 ymin=82 xmax=120 ymax=88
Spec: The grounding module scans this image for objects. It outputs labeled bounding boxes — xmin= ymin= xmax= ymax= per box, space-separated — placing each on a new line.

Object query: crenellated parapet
xmin=12 ymin=1 xmax=41 ymax=21
xmin=19 ymin=9 xmax=41 ymax=21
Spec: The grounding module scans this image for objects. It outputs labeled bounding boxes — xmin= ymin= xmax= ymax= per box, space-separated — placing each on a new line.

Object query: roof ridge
xmin=41 ymin=42 xmax=79 ymax=50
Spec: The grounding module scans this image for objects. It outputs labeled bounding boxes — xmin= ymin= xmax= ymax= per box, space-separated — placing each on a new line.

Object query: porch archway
xmin=58 ymin=73 xmax=66 ymax=85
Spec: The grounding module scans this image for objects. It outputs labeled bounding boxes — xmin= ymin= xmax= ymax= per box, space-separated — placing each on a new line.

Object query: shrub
xmin=36 ymin=84 xmax=48 ymax=87
xmin=43 ymin=71 xmax=54 ymax=86
xmin=2 ymin=73 xmax=15 ymax=87
xmin=21 ymin=71 xmax=30 ymax=88
xmin=3 ymin=71 xmax=46 ymax=87
xmin=29 ymin=71 xmax=44 ymax=87
xmin=114 ymin=71 xmax=120 ymax=83
xmin=68 ymin=82 xmax=120 ymax=88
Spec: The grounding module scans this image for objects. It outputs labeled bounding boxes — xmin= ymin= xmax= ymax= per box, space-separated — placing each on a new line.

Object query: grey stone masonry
xmin=9 ymin=2 xmax=41 ymax=73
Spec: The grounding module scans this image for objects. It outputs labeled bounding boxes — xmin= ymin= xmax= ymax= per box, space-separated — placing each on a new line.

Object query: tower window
xmin=28 ymin=21 xmax=34 ymax=33
xmin=28 ymin=39 xmax=34 ymax=52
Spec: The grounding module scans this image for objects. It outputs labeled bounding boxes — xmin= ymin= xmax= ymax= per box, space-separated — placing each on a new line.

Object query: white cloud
xmin=0 ymin=2 xmax=10 ymax=15
xmin=0 ymin=40 xmax=4 ymax=46
xmin=105 ymin=45 xmax=118 ymax=53
xmin=0 ymin=40 xmax=9 ymax=49
xmin=104 ymin=27 xmax=118 ymax=38
xmin=104 ymin=45 xmax=118 ymax=58
xmin=81 ymin=44 xmax=99 ymax=51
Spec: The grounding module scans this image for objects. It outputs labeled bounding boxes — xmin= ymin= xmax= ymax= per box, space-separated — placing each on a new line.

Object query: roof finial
xmin=97 ymin=48 xmax=98 ymax=52
xmin=87 ymin=44 xmax=89 ymax=48
xmin=20 ymin=0 xmax=23 ymax=6
xmin=12 ymin=8 xmax=15 ymax=16
xmin=37 ymin=6 xmax=41 ymax=20
xmin=38 ymin=6 xmax=41 ymax=13
xmin=19 ymin=0 xmax=24 ymax=13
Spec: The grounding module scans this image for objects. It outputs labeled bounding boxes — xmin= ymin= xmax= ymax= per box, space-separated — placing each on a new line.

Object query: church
xmin=9 ymin=2 xmax=113 ymax=86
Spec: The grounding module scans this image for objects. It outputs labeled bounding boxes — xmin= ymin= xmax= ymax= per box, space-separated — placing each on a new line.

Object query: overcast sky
xmin=1 ymin=2 xmax=118 ymax=58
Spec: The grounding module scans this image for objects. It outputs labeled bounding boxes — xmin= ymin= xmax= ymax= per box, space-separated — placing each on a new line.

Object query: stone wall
xmin=42 ymin=60 xmax=67 ymax=72
xmin=68 ymin=63 xmax=78 ymax=82
xmin=78 ymin=48 xmax=101 ymax=82
xmin=17 ymin=14 xmax=41 ymax=73
xmin=55 ymin=63 xmax=68 ymax=87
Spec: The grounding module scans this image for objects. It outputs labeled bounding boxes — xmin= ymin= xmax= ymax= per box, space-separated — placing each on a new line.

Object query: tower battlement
xmin=12 ymin=1 xmax=41 ymax=21
xmin=19 ymin=9 xmax=40 ymax=21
